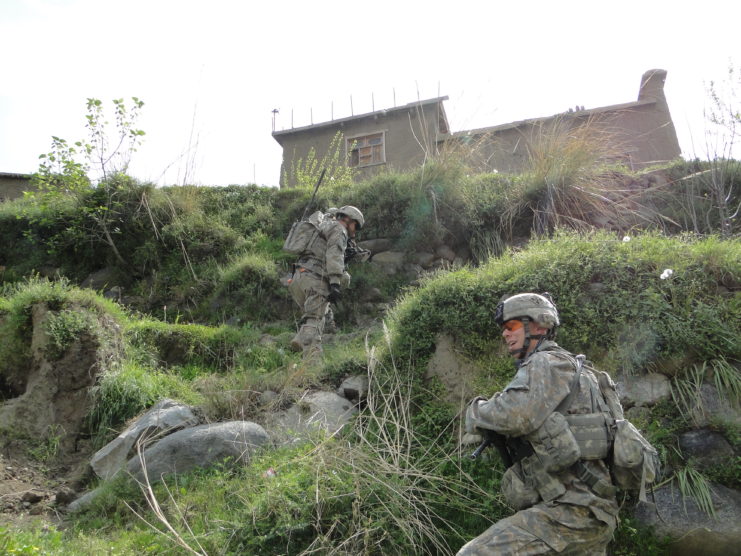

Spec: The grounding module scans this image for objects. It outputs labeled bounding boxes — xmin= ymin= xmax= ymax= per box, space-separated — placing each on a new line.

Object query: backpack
xmin=581 ymin=362 xmax=661 ymax=502
xmin=282 ymin=211 xmax=326 ymax=255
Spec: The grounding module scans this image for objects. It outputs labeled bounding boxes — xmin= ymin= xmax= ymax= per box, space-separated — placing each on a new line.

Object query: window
xmin=347 ymin=132 xmax=385 ymax=167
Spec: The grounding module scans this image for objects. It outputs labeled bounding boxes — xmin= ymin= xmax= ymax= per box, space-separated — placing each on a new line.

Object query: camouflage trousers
xmin=456 ymin=502 xmax=614 ymax=556
xmin=288 ymin=268 xmax=330 ymax=357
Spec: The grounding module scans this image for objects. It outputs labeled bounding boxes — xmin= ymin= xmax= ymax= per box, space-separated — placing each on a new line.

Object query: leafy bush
xmin=388 ymin=231 xmax=740 ymax=377
xmin=203 ymin=251 xmax=291 ymax=325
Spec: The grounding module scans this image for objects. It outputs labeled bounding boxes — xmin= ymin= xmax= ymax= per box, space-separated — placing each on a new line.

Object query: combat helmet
xmin=494 ymin=293 xmax=560 ymax=328
xmin=495 ymin=293 xmax=559 ymax=359
xmin=336 ymin=205 xmax=365 ymax=229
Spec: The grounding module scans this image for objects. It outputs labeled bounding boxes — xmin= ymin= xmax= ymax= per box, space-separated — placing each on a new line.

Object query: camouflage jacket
xmin=465 ymin=341 xmax=619 ymax=526
xmin=297 ymin=218 xmax=348 ymax=286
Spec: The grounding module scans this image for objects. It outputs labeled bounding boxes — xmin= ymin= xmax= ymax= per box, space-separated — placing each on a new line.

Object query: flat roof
xmin=272 ymin=96 xmax=449 ymax=143
xmin=453 ymin=98 xmax=656 ymax=138
xmin=0 ymin=172 xmax=32 ymax=179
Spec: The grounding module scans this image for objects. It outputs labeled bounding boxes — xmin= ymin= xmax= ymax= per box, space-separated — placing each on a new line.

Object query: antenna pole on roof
xmin=393 ymin=88 xmax=396 ymax=107
xmin=271 ymin=108 xmax=279 ymax=132
xmin=350 ymin=95 xmax=354 ymax=116
xmin=291 ymin=109 xmax=294 ymax=129
xmin=331 ymin=101 xmax=334 ymax=120
xmin=372 ymin=92 xmax=375 ymax=112
xmin=416 ymin=81 xmax=420 ymax=102
xmin=311 ymin=107 xmax=313 ymax=125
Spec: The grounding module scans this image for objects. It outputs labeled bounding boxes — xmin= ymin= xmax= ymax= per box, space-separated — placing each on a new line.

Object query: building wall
xmin=276 ymin=101 xmax=445 ymax=187
xmin=453 ymin=69 xmax=681 ymax=174
xmin=275 ymin=70 xmax=681 ymax=186
xmin=0 ymin=174 xmax=33 ymax=202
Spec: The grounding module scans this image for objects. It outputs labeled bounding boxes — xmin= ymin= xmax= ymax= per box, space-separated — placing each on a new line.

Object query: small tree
xmin=704 ymin=64 xmax=741 ymax=237
xmin=25 ymin=97 xmax=146 ymax=268
xmin=282 ymin=131 xmax=356 ymax=188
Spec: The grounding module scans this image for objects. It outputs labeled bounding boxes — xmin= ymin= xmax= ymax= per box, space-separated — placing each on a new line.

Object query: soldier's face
xmin=341 ymin=217 xmax=357 ymax=237
xmin=502 ymin=320 xmax=525 ymax=356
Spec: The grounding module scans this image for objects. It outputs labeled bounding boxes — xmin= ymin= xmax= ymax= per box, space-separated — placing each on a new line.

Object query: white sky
xmin=1 ymin=0 xmax=739 ymax=187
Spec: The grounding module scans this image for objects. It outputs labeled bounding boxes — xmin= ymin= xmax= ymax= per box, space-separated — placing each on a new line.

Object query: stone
xmin=402 ymin=263 xmax=424 ymax=279
xmin=616 ymin=373 xmax=671 ymax=407
xmin=337 ymin=375 xmax=369 ymax=402
xmin=357 ymin=238 xmax=393 ymax=253
xmin=126 ymin=421 xmax=269 ymax=483
xmin=694 ymin=383 xmax=741 ymax=427
xmin=371 ymin=251 xmax=406 ymax=275
xmin=91 ymin=399 xmax=201 ymax=480
xmin=435 ymin=245 xmax=456 ymax=262
xmin=259 ymin=390 xmax=279 ymax=406
xmin=21 ymin=490 xmax=44 ymax=504
xmin=411 ymin=252 xmax=436 ymax=268
xmin=359 ymin=287 xmax=384 ymax=302
xmin=81 ymin=267 xmax=118 ymax=290
xmin=678 ymin=429 xmax=735 ymax=470
xmin=263 ymin=390 xmax=357 ymax=444
xmin=624 ymin=406 xmax=651 ymax=425
xmin=54 ymin=487 xmax=77 ymax=506
xmin=633 ymin=482 xmax=741 ymax=556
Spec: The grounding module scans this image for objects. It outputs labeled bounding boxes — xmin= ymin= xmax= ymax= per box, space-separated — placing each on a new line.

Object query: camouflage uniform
xmin=289 ymin=215 xmax=348 ymax=356
xmin=458 ymin=341 xmax=619 ymax=555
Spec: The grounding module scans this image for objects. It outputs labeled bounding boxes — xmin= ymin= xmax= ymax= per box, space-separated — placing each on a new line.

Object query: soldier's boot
xmin=302 ymin=342 xmax=324 ymax=367
xmin=291 ymin=321 xmax=321 ymax=353
xmin=289 ymin=334 xmax=303 ymax=352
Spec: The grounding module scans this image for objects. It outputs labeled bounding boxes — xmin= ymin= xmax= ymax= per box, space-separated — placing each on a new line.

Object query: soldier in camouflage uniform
xmin=288 ymin=206 xmax=365 ymax=358
xmin=458 ymin=293 xmax=620 ymax=555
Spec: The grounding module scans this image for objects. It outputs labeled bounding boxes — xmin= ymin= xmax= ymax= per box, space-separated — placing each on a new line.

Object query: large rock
xmin=410 ymin=251 xmax=436 ymax=268
xmin=91 ymin=399 xmax=201 ymax=480
xmin=616 ymin=373 xmax=671 ymax=407
xmin=634 ymin=482 xmax=741 ymax=556
xmin=337 ymin=375 xmax=369 ymax=402
xmin=371 ymin=251 xmax=406 ymax=274
xmin=69 ymin=421 xmax=269 ymax=513
xmin=357 ymin=238 xmax=393 ymax=253
xmin=126 ymin=421 xmax=269 ymax=482
xmin=693 ymin=383 xmax=741 ymax=427
xmin=263 ymin=391 xmax=357 ymax=444
xmin=678 ymin=429 xmax=735 ymax=471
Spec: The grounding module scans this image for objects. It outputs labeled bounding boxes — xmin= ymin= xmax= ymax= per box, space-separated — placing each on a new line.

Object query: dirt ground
xmin=0 ymin=436 xmax=94 ymax=528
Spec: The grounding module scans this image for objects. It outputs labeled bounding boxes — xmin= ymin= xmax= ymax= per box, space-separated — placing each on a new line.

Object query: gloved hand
xmin=328 ymin=283 xmax=341 ymax=303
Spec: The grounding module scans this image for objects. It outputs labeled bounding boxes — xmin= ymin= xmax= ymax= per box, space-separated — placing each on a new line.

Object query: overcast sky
xmin=1 ymin=0 xmax=738 ymax=187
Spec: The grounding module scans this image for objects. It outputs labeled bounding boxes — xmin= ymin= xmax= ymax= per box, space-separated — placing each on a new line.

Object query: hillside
xmin=0 ymin=156 xmax=739 ymax=555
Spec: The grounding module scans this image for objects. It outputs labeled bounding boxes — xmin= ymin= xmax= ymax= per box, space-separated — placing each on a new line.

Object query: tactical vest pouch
xmin=282 ymin=211 xmax=324 ymax=255
xmin=611 ymin=418 xmax=660 ymax=502
xmin=526 ymin=411 xmax=580 ymax=473
xmin=565 ymin=412 xmax=613 ymax=460
xmin=501 ymin=465 xmax=540 ymax=510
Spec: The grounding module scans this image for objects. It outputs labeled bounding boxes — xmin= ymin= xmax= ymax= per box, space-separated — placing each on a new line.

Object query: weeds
xmin=676 ymin=465 xmax=716 ymax=517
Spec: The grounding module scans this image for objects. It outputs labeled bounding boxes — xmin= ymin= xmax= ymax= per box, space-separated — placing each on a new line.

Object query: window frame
xmin=345 ymin=130 xmax=387 ymax=168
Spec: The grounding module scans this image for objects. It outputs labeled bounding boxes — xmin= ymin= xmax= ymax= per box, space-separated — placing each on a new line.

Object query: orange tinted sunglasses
xmin=502 ymin=320 xmax=523 ymax=332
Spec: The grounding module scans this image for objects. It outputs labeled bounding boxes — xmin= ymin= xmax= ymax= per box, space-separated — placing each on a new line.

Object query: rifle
xmin=344 ymin=238 xmax=372 ymax=264
xmin=470 ymin=429 xmax=513 ymax=467
xmin=470 ymin=429 xmax=535 ymax=469
xmin=300 ymin=168 xmax=327 ymax=221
